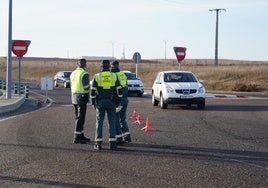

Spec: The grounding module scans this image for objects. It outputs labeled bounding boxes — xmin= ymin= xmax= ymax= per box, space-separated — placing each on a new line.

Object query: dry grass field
xmin=0 ymin=57 xmax=268 ymax=93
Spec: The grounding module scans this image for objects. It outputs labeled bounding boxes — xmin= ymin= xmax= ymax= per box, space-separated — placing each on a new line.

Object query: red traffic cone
xmin=141 ymin=117 xmax=155 ymax=132
xmin=132 ymin=113 xmax=142 ymax=125
xmin=129 ymin=108 xmax=137 ymax=120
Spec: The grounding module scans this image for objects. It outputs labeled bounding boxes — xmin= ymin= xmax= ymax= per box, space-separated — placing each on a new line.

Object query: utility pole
xmin=209 ymin=8 xmax=226 ymax=66
xmin=6 ymin=0 xmax=13 ymax=99
xmin=122 ymin=44 xmax=125 ymax=59
xmin=111 ymin=41 xmax=115 ymax=58
xmin=164 ymin=40 xmax=167 ymax=60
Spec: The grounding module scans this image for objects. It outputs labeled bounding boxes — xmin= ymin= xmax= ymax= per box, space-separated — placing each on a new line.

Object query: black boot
xmin=123 ymin=135 xmax=131 ymax=143
xmin=110 ymin=141 xmax=117 ymax=150
xmin=94 ymin=144 xmax=102 ymax=150
xmin=94 ymin=141 xmax=102 ymax=150
xmin=116 ymin=137 xmax=123 ymax=145
xmin=81 ymin=133 xmax=90 ymax=143
xmin=73 ymin=134 xmax=87 ymax=144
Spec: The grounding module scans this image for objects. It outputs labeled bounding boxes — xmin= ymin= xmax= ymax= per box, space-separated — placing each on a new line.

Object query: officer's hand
xmin=116 ymin=102 xmax=121 ymax=108
xmin=92 ymin=104 xmax=96 ymax=110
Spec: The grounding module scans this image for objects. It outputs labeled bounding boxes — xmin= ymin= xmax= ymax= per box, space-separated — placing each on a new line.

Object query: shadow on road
xmin=0 ymin=99 xmax=42 ymax=119
xmin=1 ymin=142 xmax=267 ymax=170
xmin=204 ymin=105 xmax=268 ymax=112
xmin=0 ymin=175 xmax=102 ymax=188
xmin=154 ymin=104 xmax=268 ymax=112
xmin=117 ymin=143 xmax=268 ymax=169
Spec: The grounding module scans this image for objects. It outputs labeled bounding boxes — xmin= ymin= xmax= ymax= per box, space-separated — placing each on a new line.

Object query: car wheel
xmin=63 ymin=82 xmax=68 ymax=88
xmin=197 ymin=99 xmax=205 ymax=110
xmin=54 ymin=80 xmax=58 ymax=87
xmin=137 ymin=92 xmax=143 ymax=97
xmin=152 ymin=92 xmax=159 ymax=106
xmin=160 ymin=94 xmax=167 ymax=109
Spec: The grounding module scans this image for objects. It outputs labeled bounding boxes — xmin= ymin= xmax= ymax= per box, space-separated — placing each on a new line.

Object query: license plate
xmin=128 ymin=87 xmax=136 ymax=90
xmin=180 ymin=95 xmax=193 ymax=99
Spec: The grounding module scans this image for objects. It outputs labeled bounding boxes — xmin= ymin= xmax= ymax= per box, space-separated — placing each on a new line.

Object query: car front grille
xmin=175 ymin=89 xmax=197 ymax=94
xmin=128 ymin=84 xmax=140 ymax=87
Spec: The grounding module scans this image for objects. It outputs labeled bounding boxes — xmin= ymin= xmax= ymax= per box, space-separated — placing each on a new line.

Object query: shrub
xmin=232 ymin=83 xmax=259 ymax=92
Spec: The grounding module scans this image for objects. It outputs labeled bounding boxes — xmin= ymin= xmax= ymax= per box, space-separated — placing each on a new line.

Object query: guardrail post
xmin=2 ymin=80 xmax=6 ymax=90
xmin=20 ymin=84 xmax=24 ymax=95
xmin=14 ymin=82 xmax=18 ymax=94
xmin=25 ymin=85 xmax=29 ymax=98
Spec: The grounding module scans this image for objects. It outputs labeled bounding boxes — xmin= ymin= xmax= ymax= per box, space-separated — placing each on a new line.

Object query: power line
xmin=146 ymin=0 xmax=193 ymax=7
xmin=162 ymin=0 xmax=187 ymax=5
xmin=148 ymin=0 xmax=207 ymax=9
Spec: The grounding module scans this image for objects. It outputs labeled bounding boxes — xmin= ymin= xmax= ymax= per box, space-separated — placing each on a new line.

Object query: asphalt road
xmin=0 ymin=86 xmax=267 ymax=188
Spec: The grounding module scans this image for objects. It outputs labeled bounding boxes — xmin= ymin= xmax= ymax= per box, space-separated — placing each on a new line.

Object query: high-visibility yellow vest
xmin=95 ymin=71 xmax=116 ymax=89
xmin=116 ymin=72 xmax=127 ymax=87
xmin=70 ymin=67 xmax=88 ymax=93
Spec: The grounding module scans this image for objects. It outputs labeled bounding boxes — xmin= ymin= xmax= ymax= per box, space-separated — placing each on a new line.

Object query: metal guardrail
xmin=0 ymin=79 xmax=29 ymax=98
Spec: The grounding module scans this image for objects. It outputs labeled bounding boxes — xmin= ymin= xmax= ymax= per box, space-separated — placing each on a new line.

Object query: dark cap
xmin=112 ymin=61 xmax=119 ymax=66
xmin=102 ymin=59 xmax=110 ymax=66
xmin=111 ymin=61 xmax=119 ymax=71
xmin=78 ymin=58 xmax=87 ymax=67
xmin=101 ymin=60 xmax=110 ymax=68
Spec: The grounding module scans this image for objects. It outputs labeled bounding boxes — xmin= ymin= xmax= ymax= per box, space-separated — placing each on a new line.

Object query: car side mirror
xmin=199 ymin=80 xmax=204 ymax=84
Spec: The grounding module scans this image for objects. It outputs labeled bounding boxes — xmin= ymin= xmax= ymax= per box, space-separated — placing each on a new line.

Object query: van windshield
xmin=124 ymin=72 xmax=139 ymax=80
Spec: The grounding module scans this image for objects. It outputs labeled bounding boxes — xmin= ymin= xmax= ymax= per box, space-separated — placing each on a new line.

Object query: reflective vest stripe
xmin=84 ymin=84 xmax=90 ymax=88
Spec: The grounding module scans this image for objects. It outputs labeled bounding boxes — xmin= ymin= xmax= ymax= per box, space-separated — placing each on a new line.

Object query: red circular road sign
xmin=173 ymin=47 xmax=186 ymax=62
xmin=12 ymin=40 xmax=28 ymax=57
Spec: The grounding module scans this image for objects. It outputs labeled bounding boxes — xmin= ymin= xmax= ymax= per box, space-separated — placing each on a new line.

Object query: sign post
xmin=173 ymin=47 xmax=186 ymax=70
xmin=12 ymin=40 xmax=31 ymax=96
xmin=132 ymin=52 xmax=141 ymax=77
xmin=41 ymin=77 xmax=53 ymax=103
xmin=6 ymin=0 xmax=13 ymax=99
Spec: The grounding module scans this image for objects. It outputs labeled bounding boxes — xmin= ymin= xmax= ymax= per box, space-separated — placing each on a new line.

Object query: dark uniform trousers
xmin=74 ymin=103 xmax=87 ymax=133
xmin=95 ymin=99 xmax=117 ymax=146
xmin=120 ymin=97 xmax=131 ymax=142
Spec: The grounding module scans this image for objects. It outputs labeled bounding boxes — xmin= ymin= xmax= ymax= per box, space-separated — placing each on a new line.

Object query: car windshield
xmin=64 ymin=72 xmax=71 ymax=78
xmin=164 ymin=72 xmax=197 ymax=82
xmin=124 ymin=72 xmax=139 ymax=80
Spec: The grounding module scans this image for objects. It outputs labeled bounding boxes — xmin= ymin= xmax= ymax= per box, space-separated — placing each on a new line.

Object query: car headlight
xmin=165 ymin=85 xmax=174 ymax=93
xmin=198 ymin=86 xmax=205 ymax=93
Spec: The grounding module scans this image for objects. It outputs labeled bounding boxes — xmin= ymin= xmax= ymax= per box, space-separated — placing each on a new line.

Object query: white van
xmin=122 ymin=71 xmax=144 ymax=97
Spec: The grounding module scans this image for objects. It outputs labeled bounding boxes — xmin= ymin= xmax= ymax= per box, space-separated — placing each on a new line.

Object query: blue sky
xmin=0 ymin=0 xmax=268 ymax=61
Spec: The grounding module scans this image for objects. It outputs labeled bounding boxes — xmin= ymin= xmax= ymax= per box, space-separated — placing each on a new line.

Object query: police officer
xmin=91 ymin=60 xmax=123 ymax=150
xmin=70 ymin=58 xmax=91 ymax=144
xmin=111 ymin=61 xmax=132 ymax=143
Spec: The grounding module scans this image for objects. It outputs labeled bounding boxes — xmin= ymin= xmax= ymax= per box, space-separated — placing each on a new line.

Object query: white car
xmin=54 ymin=71 xmax=72 ymax=88
xmin=122 ymin=71 xmax=144 ymax=97
xmin=152 ymin=71 xmax=206 ymax=109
